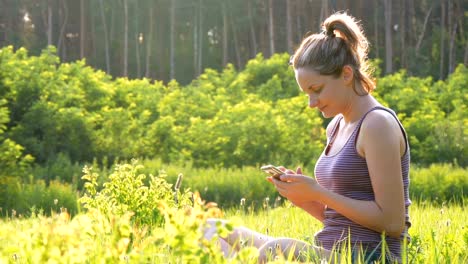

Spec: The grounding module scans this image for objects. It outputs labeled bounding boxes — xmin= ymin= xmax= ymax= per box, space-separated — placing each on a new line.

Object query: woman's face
xmin=294 ymin=67 xmax=351 ymax=118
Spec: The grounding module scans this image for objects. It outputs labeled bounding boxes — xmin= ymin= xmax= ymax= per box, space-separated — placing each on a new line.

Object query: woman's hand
xmin=267 ymin=167 xmax=322 ymax=205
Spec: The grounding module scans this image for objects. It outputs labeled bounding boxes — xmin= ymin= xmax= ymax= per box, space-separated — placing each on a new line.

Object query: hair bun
xmin=326 ymin=26 xmax=336 ymax=38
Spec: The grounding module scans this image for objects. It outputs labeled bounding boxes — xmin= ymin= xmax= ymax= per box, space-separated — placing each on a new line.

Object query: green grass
xmin=225 ymin=202 xmax=468 ymax=263
xmin=1 ymin=202 xmax=466 ymax=263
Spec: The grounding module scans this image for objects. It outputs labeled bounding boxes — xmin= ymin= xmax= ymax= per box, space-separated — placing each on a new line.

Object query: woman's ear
xmin=342 ymin=65 xmax=354 ymax=86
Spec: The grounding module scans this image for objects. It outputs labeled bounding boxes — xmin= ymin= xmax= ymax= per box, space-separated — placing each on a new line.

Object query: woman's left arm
xmin=276 ymin=111 xmax=406 ymax=238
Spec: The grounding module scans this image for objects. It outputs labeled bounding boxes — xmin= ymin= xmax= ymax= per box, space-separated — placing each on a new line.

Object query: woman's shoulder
xmin=362 ymin=107 xmax=400 ymax=131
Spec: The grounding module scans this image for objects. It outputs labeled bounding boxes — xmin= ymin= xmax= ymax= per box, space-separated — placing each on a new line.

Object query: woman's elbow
xmin=384 ymin=221 xmax=405 ymax=238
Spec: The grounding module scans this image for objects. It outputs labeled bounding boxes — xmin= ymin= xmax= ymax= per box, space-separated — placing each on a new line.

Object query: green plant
xmin=79 ymin=159 xmax=192 ymax=226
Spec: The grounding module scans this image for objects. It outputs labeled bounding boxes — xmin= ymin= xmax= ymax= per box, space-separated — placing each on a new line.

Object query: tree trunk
xmin=448 ymin=24 xmax=457 ymax=74
xmin=295 ymin=0 xmax=303 ymax=43
xmin=399 ymin=0 xmax=406 ymax=69
xmin=135 ymin=1 xmax=141 ymax=78
xmin=407 ymin=0 xmax=416 ymax=46
xmin=268 ymin=0 xmax=275 ymax=57
xmin=415 ymin=4 xmax=433 ymax=53
xmin=123 ymin=0 xmax=129 ymax=77
xmin=286 ymin=0 xmax=293 ymax=54
xmin=373 ymin=0 xmax=379 ymax=59
xmin=439 ymin=0 xmax=446 ymax=79
xmin=47 ymin=0 xmax=53 ymax=46
xmin=228 ymin=2 xmax=241 ymax=69
xmin=197 ymin=0 xmax=203 ymax=76
xmin=222 ymin=2 xmax=228 ymax=67
xmin=384 ymin=0 xmax=393 ymax=74
xmin=464 ymin=42 xmax=468 ymax=66
xmin=80 ymin=0 xmax=86 ymax=59
xmin=447 ymin=0 xmax=456 ymax=74
xmin=319 ymin=0 xmax=329 ymax=25
xmin=247 ymin=0 xmax=258 ymax=57
xmin=169 ymin=0 xmax=176 ymax=80
xmin=57 ymin=0 xmax=69 ymax=59
xmin=99 ymin=0 xmax=111 ymax=74
xmin=193 ymin=1 xmax=198 ymax=77
xmin=145 ymin=4 xmax=154 ymax=78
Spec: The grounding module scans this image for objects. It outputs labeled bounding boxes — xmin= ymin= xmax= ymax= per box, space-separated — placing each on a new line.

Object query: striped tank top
xmin=314 ymin=106 xmax=411 ymax=260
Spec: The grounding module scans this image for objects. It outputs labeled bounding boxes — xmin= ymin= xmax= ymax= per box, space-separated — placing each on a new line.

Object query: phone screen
xmin=260 ymin=165 xmax=284 ymax=180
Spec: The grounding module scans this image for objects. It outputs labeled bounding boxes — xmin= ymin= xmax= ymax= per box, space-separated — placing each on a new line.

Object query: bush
xmin=79 ymin=159 xmax=192 ymax=226
xmin=410 ymin=164 xmax=468 ymax=204
xmin=0 ymin=176 xmax=78 ymax=217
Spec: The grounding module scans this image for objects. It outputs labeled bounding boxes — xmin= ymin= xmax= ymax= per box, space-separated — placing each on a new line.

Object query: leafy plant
xmin=79 ymin=159 xmax=191 ymax=226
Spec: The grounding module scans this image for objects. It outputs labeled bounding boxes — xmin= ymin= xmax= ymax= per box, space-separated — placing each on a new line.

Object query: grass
xmin=1 ymin=201 xmax=466 ymax=263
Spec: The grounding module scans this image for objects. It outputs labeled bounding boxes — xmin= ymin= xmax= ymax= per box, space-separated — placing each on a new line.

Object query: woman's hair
xmin=292 ymin=12 xmax=375 ymax=94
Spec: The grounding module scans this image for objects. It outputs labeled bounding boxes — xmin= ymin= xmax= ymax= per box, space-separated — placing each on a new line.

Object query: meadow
xmin=1 ymin=161 xmax=466 ymax=263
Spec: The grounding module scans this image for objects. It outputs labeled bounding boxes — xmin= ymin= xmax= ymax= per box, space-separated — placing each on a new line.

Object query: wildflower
xmin=240 ymin=198 xmax=246 ymax=206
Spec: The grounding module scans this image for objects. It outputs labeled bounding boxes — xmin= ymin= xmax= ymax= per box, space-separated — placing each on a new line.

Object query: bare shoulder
xmin=358 ymin=109 xmax=405 ymax=156
xmin=361 ymin=109 xmax=400 ymax=132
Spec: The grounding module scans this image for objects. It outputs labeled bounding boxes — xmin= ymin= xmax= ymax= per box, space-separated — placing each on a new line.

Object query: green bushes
xmin=0 ymin=176 xmax=78 ymax=217
xmin=1 ymin=46 xmax=466 ymax=170
xmin=79 ymin=159 xmax=192 ymax=226
xmin=410 ymin=164 xmax=467 ymax=204
xmin=0 ymin=46 xmax=466 ymax=215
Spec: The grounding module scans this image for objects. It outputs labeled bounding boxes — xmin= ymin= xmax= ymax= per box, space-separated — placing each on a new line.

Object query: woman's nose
xmin=308 ymin=94 xmax=318 ymax=108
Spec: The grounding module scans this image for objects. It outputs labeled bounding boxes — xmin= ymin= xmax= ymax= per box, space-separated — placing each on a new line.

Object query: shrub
xmin=410 ymin=164 xmax=467 ymax=204
xmin=79 ymin=159 xmax=192 ymax=226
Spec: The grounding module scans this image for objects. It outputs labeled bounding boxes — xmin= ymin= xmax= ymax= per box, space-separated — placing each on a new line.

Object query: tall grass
xmin=1 ymin=202 xmax=466 ymax=263
xmin=0 ymin=160 xmax=466 ymax=263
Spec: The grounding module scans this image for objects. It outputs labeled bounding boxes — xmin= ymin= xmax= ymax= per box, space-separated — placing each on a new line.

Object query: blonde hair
xmin=292 ymin=12 xmax=375 ymax=94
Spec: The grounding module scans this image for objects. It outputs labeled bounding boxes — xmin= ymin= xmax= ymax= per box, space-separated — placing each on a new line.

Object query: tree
xmin=267 ymin=0 xmax=275 ymax=56
xmin=222 ymin=2 xmax=228 ymax=67
xmin=123 ymin=0 xmax=129 ymax=76
xmin=247 ymin=0 xmax=258 ymax=57
xmin=286 ymin=0 xmax=293 ymax=54
xmin=80 ymin=0 xmax=86 ymax=59
xmin=98 ymin=0 xmax=111 ymax=74
xmin=169 ymin=0 xmax=176 ymax=80
xmin=384 ymin=0 xmax=393 ymax=74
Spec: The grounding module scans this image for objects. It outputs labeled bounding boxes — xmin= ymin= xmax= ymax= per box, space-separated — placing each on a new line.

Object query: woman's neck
xmin=341 ymin=94 xmax=379 ymax=124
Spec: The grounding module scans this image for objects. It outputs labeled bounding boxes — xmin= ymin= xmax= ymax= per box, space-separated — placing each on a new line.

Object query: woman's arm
xmin=275 ymin=111 xmax=406 ymax=238
xmin=293 ymin=201 xmax=326 ymax=222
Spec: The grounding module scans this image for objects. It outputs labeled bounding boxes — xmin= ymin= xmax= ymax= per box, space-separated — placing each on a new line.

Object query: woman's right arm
xmin=295 ymin=201 xmax=326 ymax=222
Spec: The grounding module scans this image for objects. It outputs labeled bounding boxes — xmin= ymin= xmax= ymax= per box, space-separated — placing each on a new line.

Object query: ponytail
xmin=292 ymin=12 xmax=375 ymax=94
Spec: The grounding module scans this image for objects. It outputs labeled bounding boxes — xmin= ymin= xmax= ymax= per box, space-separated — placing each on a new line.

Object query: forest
xmin=1 ymin=0 xmax=467 ymax=84
xmin=0 ymin=2 xmax=467 ymax=262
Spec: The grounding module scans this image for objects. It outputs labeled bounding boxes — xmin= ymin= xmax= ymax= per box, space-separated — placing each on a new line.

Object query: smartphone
xmin=260 ymin=165 xmax=284 ymax=180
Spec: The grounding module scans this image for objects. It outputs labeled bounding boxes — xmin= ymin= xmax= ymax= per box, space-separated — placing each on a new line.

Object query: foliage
xmin=410 ymin=164 xmax=468 ymax=204
xmin=0 ymin=176 xmax=77 ymax=217
xmin=1 ymin=200 xmax=466 ymax=263
xmin=79 ymin=159 xmax=192 ymax=226
xmin=0 ymin=161 xmax=260 ymax=263
xmin=1 ymin=46 xmax=466 ymax=171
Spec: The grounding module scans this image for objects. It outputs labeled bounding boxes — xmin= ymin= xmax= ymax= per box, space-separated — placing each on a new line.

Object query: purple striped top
xmin=314 ymin=106 xmax=411 ymax=260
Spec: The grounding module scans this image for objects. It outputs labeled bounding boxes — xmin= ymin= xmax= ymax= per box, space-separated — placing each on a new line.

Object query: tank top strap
xmin=350 ymin=106 xmax=409 ymax=154
xmin=329 ymin=115 xmax=343 ymax=139
xmin=349 ymin=106 xmax=382 ymax=139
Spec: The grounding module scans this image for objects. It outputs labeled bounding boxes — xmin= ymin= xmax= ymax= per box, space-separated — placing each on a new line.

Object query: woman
xmin=204 ymin=12 xmax=411 ymax=263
